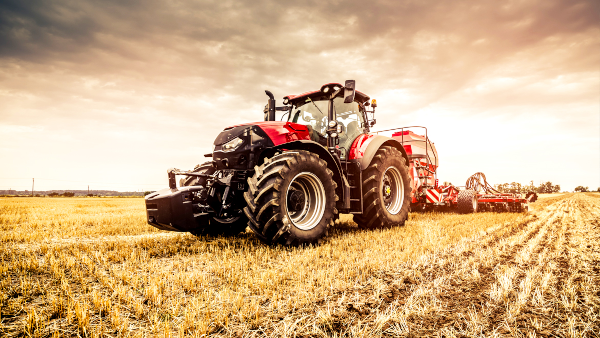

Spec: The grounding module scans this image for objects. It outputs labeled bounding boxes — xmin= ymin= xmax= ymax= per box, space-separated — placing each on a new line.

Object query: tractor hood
xmin=212 ymin=121 xmax=311 ymax=171
xmin=215 ymin=121 xmax=310 ymax=147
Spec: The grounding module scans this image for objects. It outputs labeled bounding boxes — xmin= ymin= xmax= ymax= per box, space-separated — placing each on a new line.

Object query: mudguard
xmin=270 ymin=140 xmax=348 ymax=209
xmin=349 ymin=134 xmax=409 ymax=170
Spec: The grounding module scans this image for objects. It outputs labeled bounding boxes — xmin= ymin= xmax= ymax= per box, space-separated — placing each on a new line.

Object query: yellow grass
xmin=1 ymin=193 xmax=598 ymax=337
xmin=0 ymin=197 xmax=159 ymax=243
xmin=537 ymin=193 xmax=566 ymax=199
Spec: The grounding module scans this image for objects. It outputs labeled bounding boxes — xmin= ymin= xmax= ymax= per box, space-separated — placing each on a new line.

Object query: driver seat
xmin=345 ymin=121 xmax=361 ymax=143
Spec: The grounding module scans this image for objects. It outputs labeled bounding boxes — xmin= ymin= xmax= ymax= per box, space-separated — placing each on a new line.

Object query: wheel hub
xmin=382 ymin=167 xmax=404 ymax=215
xmin=286 ymin=172 xmax=326 ymax=231
xmin=383 ymin=178 xmax=392 ymax=198
xmin=288 ymin=190 xmax=306 ymax=212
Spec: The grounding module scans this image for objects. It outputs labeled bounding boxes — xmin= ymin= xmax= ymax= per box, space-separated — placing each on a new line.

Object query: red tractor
xmin=146 ymin=80 xmax=412 ymax=245
xmin=145 ymin=80 xmax=533 ymax=246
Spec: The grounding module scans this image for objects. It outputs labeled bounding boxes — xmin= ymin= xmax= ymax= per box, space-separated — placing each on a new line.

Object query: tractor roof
xmin=283 ymin=83 xmax=370 ymax=105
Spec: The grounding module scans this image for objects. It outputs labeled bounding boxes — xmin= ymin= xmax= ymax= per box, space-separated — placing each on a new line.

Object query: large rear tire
xmin=457 ymin=189 xmax=478 ymax=214
xmin=353 ymin=146 xmax=411 ymax=229
xmin=183 ymin=162 xmax=248 ymax=237
xmin=244 ymin=151 xmax=338 ymax=246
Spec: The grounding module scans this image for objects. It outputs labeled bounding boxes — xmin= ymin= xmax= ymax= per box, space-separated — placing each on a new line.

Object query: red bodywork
xmin=348 ymin=134 xmax=376 ymax=160
xmin=256 ymin=122 xmax=311 ymax=145
xmin=226 ymin=121 xmax=311 ymax=146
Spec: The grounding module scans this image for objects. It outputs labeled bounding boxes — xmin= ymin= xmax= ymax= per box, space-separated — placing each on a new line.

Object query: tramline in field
xmin=145 ymin=80 xmax=537 ymax=246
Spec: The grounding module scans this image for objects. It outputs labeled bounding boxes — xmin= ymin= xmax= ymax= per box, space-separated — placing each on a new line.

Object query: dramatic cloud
xmin=0 ymin=0 xmax=598 ymax=191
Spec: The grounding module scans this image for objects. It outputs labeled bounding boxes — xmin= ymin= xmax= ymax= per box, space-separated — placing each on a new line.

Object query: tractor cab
xmin=280 ymin=82 xmax=372 ymax=160
xmin=286 ymin=96 xmax=367 ymax=159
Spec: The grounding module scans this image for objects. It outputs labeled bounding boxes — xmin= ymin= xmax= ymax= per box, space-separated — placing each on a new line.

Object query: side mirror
xmin=343 ymin=80 xmax=355 ymax=103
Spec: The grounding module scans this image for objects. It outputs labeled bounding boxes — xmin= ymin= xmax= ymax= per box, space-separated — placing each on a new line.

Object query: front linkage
xmin=146 ymin=167 xmax=248 ymax=234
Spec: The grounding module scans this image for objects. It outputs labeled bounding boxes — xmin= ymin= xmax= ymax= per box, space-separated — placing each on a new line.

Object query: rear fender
xmin=349 ymin=134 xmax=409 ymax=170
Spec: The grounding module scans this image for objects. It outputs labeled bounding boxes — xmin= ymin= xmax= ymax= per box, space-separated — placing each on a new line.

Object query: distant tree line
xmin=48 ymin=192 xmax=75 ymax=197
xmin=0 ymin=190 xmax=145 ymax=197
xmin=494 ymin=181 xmax=560 ymax=194
xmin=574 ymin=186 xmax=600 ymax=193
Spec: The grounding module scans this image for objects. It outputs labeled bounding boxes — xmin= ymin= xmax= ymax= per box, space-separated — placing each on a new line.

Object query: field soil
xmin=1 ymin=193 xmax=598 ymax=337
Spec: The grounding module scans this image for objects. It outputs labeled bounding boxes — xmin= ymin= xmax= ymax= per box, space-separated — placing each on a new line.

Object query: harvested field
xmin=1 ymin=193 xmax=598 ymax=337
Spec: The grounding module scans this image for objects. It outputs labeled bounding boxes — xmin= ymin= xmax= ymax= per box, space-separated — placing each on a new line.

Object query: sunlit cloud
xmin=0 ymin=0 xmax=598 ymax=192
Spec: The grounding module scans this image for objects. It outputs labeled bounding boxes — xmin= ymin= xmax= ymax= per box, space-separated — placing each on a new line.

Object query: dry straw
xmin=1 ymin=193 xmax=598 ymax=337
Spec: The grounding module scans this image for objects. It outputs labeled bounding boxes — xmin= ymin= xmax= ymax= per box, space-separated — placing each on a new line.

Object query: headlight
xmin=222 ymin=137 xmax=243 ymax=152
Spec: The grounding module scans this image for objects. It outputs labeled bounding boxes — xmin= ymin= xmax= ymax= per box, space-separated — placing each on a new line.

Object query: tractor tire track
xmin=303 ymin=203 xmax=558 ymax=335
xmin=267 ymin=213 xmax=540 ymax=335
xmin=548 ymin=196 xmax=600 ymax=336
xmin=483 ymin=201 xmax=571 ymax=336
xmin=423 ymin=194 xmax=598 ymax=337
xmin=375 ymin=195 xmax=571 ymax=336
xmin=414 ymin=205 xmax=558 ymax=336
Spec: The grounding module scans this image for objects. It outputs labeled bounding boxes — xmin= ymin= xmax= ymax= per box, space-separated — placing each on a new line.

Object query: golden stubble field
xmin=1 ymin=193 xmax=599 ymax=337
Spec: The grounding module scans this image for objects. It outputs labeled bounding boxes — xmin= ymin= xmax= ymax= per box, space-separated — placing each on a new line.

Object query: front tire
xmin=353 ymin=146 xmax=411 ymax=229
xmin=244 ymin=151 xmax=338 ymax=246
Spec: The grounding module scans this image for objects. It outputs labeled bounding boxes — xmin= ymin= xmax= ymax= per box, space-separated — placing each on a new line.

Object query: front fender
xmin=269 ymin=140 xmax=343 ymax=188
xmin=349 ymin=134 xmax=409 ymax=169
xmin=267 ymin=140 xmax=347 ymax=210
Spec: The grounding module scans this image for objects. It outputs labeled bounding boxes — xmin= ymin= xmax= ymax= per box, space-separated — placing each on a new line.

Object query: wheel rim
xmin=382 ymin=166 xmax=404 ymax=215
xmin=286 ymin=172 xmax=326 ymax=230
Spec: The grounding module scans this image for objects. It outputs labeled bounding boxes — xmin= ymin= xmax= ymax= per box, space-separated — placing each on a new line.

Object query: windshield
xmin=288 ymin=99 xmax=328 ymax=135
xmin=288 ymin=97 xmax=365 ymax=159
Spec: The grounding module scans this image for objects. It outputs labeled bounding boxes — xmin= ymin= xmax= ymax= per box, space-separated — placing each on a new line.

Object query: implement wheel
xmin=244 ymin=151 xmax=338 ymax=246
xmin=457 ymin=189 xmax=478 ymax=214
xmin=183 ymin=162 xmax=248 ymax=237
xmin=353 ymin=146 xmax=411 ymax=228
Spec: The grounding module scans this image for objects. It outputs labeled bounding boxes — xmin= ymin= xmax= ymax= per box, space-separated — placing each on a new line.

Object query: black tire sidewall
xmin=377 ymin=154 xmax=411 ymax=225
xmin=274 ymin=155 xmax=336 ymax=243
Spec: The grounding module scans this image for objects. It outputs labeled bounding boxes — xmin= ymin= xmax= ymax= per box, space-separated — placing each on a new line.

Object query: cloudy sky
xmin=0 ymin=0 xmax=598 ymax=192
